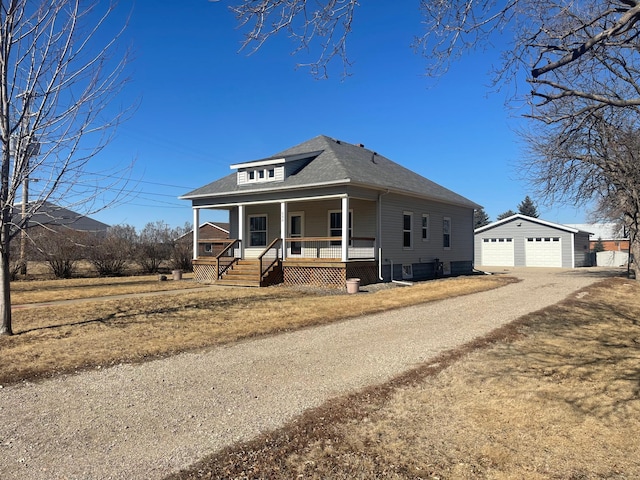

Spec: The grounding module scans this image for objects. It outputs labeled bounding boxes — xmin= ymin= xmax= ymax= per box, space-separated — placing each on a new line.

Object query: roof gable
xmin=182 ymin=135 xmax=479 ymax=209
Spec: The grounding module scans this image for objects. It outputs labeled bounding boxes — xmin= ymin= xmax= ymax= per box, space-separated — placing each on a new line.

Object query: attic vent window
xmin=244 ymin=167 xmax=279 ymax=184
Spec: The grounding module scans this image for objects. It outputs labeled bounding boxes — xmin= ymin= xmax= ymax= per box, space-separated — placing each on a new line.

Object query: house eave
xmin=181 ymin=179 xmax=478 ymax=210
xmin=180 ymin=179 xmax=352 ymax=201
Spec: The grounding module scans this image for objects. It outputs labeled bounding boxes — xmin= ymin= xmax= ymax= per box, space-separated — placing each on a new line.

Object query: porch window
xmin=443 ymin=217 xmax=451 ymax=249
xmin=328 ymin=210 xmax=352 ymax=246
xmin=249 ymin=215 xmax=267 ymax=247
xmin=403 ymin=212 xmax=413 ymax=249
xmin=422 ymin=214 xmax=429 ymax=241
xmin=204 ymin=243 xmax=212 ymax=253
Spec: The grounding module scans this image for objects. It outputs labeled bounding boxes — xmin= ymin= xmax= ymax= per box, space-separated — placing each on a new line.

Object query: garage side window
xmin=443 ymin=217 xmax=451 ymax=249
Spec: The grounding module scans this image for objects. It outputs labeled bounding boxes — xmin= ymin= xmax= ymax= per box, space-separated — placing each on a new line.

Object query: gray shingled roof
xmin=182 ymin=135 xmax=479 ymax=208
xmin=17 ymin=201 xmax=110 ymax=232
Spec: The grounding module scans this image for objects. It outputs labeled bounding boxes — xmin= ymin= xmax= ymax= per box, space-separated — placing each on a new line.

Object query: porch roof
xmin=181 ymin=135 xmax=480 ymax=209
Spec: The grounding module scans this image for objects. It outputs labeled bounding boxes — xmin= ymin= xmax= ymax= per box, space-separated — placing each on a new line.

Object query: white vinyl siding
xmin=379 ymin=192 xmax=475 ymax=268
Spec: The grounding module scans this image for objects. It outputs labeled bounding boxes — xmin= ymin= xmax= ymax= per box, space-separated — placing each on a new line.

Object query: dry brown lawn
xmin=10 ymin=272 xmax=200 ymax=305
xmin=0 ymin=274 xmax=512 ymax=386
xmin=169 ymin=277 xmax=640 ymax=480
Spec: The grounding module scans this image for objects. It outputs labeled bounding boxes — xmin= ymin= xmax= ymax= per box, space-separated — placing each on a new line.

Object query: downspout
xmin=378 ymin=189 xmax=390 ymax=281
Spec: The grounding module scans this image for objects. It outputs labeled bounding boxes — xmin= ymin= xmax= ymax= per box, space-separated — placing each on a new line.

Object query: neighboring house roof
xmin=181 ymin=135 xmax=480 ymax=209
xmin=177 ymin=222 xmax=230 ymax=241
xmin=17 ymin=201 xmax=109 ymax=232
xmin=566 ymin=223 xmax=628 ymax=240
xmin=475 ymin=214 xmax=589 ymax=235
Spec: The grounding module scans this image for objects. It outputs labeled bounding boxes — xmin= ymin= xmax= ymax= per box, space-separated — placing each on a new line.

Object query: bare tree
xmin=88 ymin=224 xmax=136 ymax=276
xmin=222 ymin=0 xmax=358 ymax=78
xmin=0 ymin=1 xmax=131 ymax=335
xmin=222 ymin=0 xmax=640 ymax=271
xmin=523 ymin=107 xmax=640 ymax=267
xmin=135 ymin=221 xmax=173 ymax=274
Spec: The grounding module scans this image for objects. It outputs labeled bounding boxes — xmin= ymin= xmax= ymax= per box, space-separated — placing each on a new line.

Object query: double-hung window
xmin=443 ymin=217 xmax=451 ymax=249
xmin=249 ymin=215 xmax=267 ymax=247
xmin=403 ymin=212 xmax=413 ymax=249
xmin=328 ymin=210 xmax=353 ymax=246
xmin=422 ymin=214 xmax=430 ymax=241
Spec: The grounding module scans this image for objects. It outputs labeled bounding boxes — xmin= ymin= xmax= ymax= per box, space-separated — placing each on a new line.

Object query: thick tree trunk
xmin=0 ymin=246 xmax=12 ymax=335
xmin=629 ymin=235 xmax=640 ymax=280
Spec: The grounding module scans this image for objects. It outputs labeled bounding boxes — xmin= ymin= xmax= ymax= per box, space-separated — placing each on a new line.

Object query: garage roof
xmin=475 ymin=214 xmax=588 ymax=234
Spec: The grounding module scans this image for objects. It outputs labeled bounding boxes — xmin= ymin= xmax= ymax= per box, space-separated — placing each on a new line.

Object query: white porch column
xmin=238 ymin=204 xmax=245 ymax=258
xmin=192 ymin=208 xmax=199 ymax=260
xmin=280 ymin=201 xmax=287 ymax=261
xmin=341 ymin=196 xmax=349 ymax=262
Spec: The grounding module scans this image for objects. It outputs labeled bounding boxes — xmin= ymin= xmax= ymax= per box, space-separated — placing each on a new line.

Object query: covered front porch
xmin=191 ymin=195 xmax=380 ymax=288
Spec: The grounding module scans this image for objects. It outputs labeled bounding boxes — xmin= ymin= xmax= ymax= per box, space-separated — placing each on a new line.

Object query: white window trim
xmin=403 ymin=211 xmax=413 ymax=250
xmin=443 ymin=216 xmax=451 ymax=250
xmin=248 ymin=213 xmax=268 ymax=247
xmin=422 ymin=213 xmax=430 ymax=242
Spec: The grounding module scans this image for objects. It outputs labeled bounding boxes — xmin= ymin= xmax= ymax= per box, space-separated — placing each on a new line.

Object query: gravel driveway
xmin=0 ymin=267 xmax=621 ymax=479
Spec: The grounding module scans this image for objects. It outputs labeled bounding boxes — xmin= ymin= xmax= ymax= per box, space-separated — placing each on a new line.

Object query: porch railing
xmin=258 ymin=237 xmax=282 ymax=279
xmin=214 ymin=239 xmax=241 ymax=280
xmin=284 ymin=237 xmax=376 ymax=260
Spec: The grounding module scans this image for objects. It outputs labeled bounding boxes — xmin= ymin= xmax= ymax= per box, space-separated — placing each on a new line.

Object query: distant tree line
xmin=12 ymin=221 xmax=193 ymax=280
xmin=474 ymin=196 xmax=540 ymax=228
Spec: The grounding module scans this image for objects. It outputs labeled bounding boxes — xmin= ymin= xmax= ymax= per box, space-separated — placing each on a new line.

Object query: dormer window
xmin=232 ymin=150 xmax=323 ymax=186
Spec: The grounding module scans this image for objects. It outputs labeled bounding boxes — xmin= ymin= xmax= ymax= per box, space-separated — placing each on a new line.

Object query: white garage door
xmin=481 ymin=238 xmax=514 ymax=266
xmin=525 ymin=237 xmax=562 ymax=267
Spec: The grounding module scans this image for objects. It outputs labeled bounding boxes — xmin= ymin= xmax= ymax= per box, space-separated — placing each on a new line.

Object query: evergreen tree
xmin=474 ymin=208 xmax=490 ymax=228
xmin=593 ymin=237 xmax=606 ymax=253
xmin=518 ymin=196 xmax=539 ymax=217
xmin=496 ymin=210 xmax=516 ymax=221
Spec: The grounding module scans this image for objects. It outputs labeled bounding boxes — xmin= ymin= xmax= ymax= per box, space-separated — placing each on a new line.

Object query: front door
xmin=289 ymin=212 xmax=304 ymax=255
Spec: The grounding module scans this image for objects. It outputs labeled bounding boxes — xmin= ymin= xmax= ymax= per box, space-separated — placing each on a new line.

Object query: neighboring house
xmin=177 ymin=222 xmax=230 ymax=256
xmin=474 ymin=214 xmax=592 ymax=268
xmin=567 ymin=222 xmax=630 ymax=267
xmin=181 ymin=135 xmax=480 ymax=287
xmin=17 ymin=201 xmax=110 ymax=233
xmin=566 ymin=223 xmax=629 ymax=252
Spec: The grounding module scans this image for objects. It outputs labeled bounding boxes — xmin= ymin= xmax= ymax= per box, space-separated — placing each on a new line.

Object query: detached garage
xmin=474 ymin=214 xmax=592 ymax=268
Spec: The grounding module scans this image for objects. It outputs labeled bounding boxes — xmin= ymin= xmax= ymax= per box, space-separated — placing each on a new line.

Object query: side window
xmin=403 ymin=212 xmax=413 ymax=249
xmin=443 ymin=217 xmax=451 ymax=249
xmin=422 ymin=214 xmax=429 ymax=241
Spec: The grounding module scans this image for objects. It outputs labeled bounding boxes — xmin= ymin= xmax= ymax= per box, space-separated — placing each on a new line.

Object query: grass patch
xmin=10 ymin=273 xmax=200 ymax=305
xmin=0 ymin=274 xmax=512 ymax=386
xmin=167 ymin=277 xmax=640 ymax=479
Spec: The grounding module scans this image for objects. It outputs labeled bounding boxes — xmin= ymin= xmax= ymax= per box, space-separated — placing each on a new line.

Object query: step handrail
xmin=215 ymin=239 xmax=240 ymax=280
xmin=257 ymin=238 xmax=282 ymax=281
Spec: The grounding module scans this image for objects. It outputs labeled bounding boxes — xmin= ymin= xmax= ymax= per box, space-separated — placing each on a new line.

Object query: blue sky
xmin=91 ymin=1 xmax=589 ymax=230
